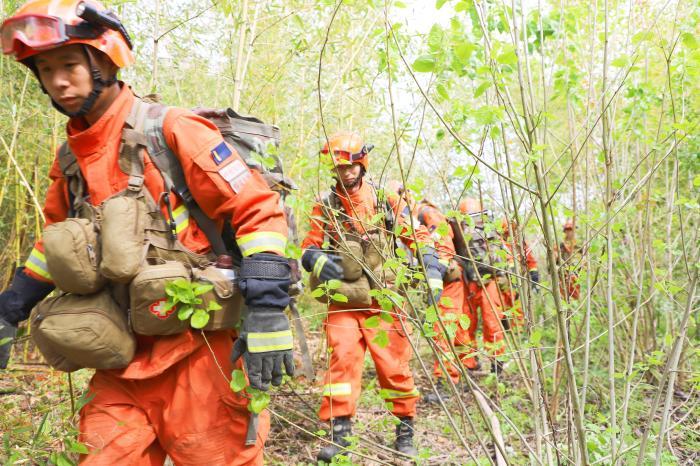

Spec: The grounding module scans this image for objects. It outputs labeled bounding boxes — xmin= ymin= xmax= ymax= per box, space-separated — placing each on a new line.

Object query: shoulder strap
xmin=57 ymin=142 xmax=83 ymax=217
xmin=136 ymin=99 xmax=228 ymax=256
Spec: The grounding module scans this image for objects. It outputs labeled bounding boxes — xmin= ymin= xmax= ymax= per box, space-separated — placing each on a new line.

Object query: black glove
xmin=529 ymin=270 xmax=540 ymax=293
xmin=0 ymin=318 xmax=17 ymax=369
xmin=0 ymin=267 xmax=55 ymax=326
xmin=301 ymin=246 xmax=344 ymax=282
xmin=0 ymin=267 xmax=54 ymax=369
xmin=233 ymin=253 xmax=294 ymax=391
xmin=421 ymin=247 xmax=445 ymax=304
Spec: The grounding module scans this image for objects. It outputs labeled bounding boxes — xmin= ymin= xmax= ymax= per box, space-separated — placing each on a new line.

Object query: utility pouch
xmin=100 ymin=196 xmax=147 ymax=283
xmin=445 ymin=259 xmax=462 ymax=283
xmin=368 ymin=265 xmax=398 ymax=291
xmin=129 ymin=260 xmax=190 ymax=335
xmin=337 ymin=239 xmax=364 ymax=282
xmin=191 ymin=266 xmax=244 ymax=331
xmin=309 ymin=273 xmax=372 ymax=307
xmin=43 ymin=218 xmax=106 ymax=294
xmin=30 ymin=289 xmax=136 ymax=372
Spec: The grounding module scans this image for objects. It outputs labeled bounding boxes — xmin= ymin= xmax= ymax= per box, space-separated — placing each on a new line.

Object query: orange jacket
xmin=503 ymin=238 xmax=538 ymax=271
xmin=23 ymin=85 xmax=289 ymax=379
xmin=301 ymin=181 xmax=430 ymax=252
xmin=415 ymin=201 xmax=456 ymax=262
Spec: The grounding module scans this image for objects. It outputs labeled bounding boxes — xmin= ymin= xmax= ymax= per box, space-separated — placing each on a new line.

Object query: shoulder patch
xmin=219 ymin=159 xmax=252 ymax=193
xmin=211 ymin=141 xmax=232 ymax=165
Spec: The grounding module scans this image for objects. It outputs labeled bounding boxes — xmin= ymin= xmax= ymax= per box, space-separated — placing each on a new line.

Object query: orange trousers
xmin=319 ymin=305 xmax=418 ymax=420
xmin=498 ymin=288 xmax=524 ymax=326
xmin=432 ymin=278 xmax=479 ymax=382
xmin=464 ymin=280 xmax=505 ymax=357
xmin=79 ymin=333 xmax=268 ymax=465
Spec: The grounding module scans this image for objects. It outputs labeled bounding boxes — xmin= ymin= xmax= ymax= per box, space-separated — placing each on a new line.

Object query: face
xmin=564 ymin=227 xmax=575 ymax=241
xmin=33 ymin=44 xmax=116 ymax=117
xmin=335 ymin=163 xmax=363 ymax=189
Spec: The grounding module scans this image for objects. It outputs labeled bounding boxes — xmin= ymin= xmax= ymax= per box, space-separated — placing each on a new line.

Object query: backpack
xmin=58 ymin=97 xmax=295 ymax=262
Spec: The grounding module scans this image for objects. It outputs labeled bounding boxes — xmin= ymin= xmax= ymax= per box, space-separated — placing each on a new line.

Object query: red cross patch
xmin=149 ymin=299 xmax=174 ymax=320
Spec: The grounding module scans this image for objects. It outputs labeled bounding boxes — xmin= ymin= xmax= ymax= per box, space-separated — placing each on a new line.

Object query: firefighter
xmin=0 ymin=1 xmax=293 ymax=463
xmin=301 ymin=132 xmax=444 ymax=461
xmin=498 ymin=218 xmax=539 ymax=326
xmin=458 ymin=198 xmax=507 ymax=374
xmin=556 ymin=219 xmax=581 ymax=300
xmin=409 ymin=195 xmax=478 ymax=402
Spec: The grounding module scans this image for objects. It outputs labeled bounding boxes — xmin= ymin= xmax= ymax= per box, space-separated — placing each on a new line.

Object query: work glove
xmin=529 ymin=270 xmax=540 ymax=293
xmin=301 ymin=246 xmax=344 ymax=283
xmin=233 ymin=253 xmax=294 ymax=391
xmin=0 ymin=267 xmax=54 ymax=369
xmin=421 ymin=247 xmax=445 ymax=304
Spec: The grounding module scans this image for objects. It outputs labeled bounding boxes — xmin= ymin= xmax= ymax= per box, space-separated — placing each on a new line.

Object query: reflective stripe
xmin=380 ymin=387 xmax=420 ymax=399
xmin=438 ymin=259 xmax=450 ymax=267
xmin=173 ymin=204 xmax=189 ymax=234
xmin=247 ymin=330 xmax=293 ymax=353
xmin=322 ymin=382 xmax=352 ymax=397
xmin=313 ymin=254 xmax=328 ymax=278
xmin=428 ymin=278 xmax=444 ymax=290
xmin=25 ymin=247 xmax=51 ymax=280
xmin=237 ymin=232 xmax=287 ymax=256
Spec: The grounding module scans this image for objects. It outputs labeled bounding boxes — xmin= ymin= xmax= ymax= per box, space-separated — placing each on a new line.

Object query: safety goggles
xmin=1 ymin=14 xmax=100 ymax=55
xmin=330 ymin=144 xmax=374 ymax=162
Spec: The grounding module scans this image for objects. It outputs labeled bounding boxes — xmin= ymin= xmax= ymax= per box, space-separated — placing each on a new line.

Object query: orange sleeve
xmin=386 ymin=193 xmax=431 ymax=252
xmin=301 ymin=202 xmax=326 ymax=250
xmin=24 ymin=157 xmax=70 ymax=283
xmin=524 ymin=240 xmax=538 ymax=270
xmin=419 ymin=205 xmax=456 ymax=260
xmin=162 ymin=109 xmax=288 ymax=257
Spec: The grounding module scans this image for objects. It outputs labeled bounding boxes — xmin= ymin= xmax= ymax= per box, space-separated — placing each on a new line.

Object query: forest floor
xmin=1 ymin=325 xmax=698 ymax=465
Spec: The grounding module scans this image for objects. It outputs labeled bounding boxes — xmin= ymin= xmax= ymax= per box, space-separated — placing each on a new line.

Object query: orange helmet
xmin=321 ymin=131 xmax=373 ymax=171
xmin=500 ymin=217 xmax=517 ymax=238
xmin=458 ymin=197 xmax=483 ymax=215
xmin=1 ymin=0 xmax=134 ymax=68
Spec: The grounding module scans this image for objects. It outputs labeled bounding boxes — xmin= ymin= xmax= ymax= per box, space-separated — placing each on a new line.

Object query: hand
xmin=301 ymin=247 xmax=344 ymax=282
xmin=0 ymin=318 xmax=17 ymax=369
xmin=421 ymin=247 xmax=445 ymax=304
xmin=235 ymin=253 xmax=294 ymax=390
xmin=529 ymin=270 xmax=540 ymax=293
xmin=230 ymin=308 xmax=294 ymax=390
xmin=0 ymin=267 xmax=54 ymax=326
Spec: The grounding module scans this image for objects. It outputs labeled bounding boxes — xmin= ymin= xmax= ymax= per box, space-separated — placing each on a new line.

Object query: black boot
xmin=317 ymin=416 xmax=353 ymax=463
xmin=395 ymin=417 xmax=418 ymax=457
xmin=422 ymin=382 xmax=450 ymax=405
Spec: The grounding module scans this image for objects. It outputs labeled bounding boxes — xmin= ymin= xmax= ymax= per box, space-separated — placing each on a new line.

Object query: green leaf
xmin=611 ymin=56 xmax=629 ymax=67
xmin=413 ymin=55 xmax=436 ymax=72
xmin=190 ymin=309 xmax=210 ymax=329
xmin=310 ymin=287 xmax=326 ymax=298
xmin=230 ymin=369 xmax=247 ymax=392
xmin=436 ymin=0 xmax=448 ymax=9
xmin=0 ymin=337 xmax=12 ymax=347
xmin=436 ymin=83 xmax=450 ymax=100
xmin=372 ymin=330 xmax=390 ymax=348
xmin=67 ymin=440 xmax=90 ymax=455
xmin=459 ymin=314 xmax=471 ymax=330
xmin=530 ymin=329 xmax=543 ymax=346
xmin=454 ymin=41 xmax=476 ymax=63
xmin=496 ymin=46 xmax=517 ymax=65
xmin=177 ymin=306 xmax=194 ymax=321
xmin=207 ymin=300 xmax=222 ymax=311
xmin=693 ymin=175 xmax=700 ymax=187
xmin=194 ymin=283 xmax=214 ymax=296
xmin=326 ymin=279 xmax=342 ymax=290
xmin=632 ymin=31 xmax=654 ymax=44
xmin=681 ymin=32 xmax=698 ymax=49
xmin=474 ymin=81 xmax=491 ymax=98
xmin=379 ymin=311 xmax=394 ymax=323
xmin=248 ymin=389 xmax=270 ymax=414
xmin=331 ymin=293 xmax=349 ymax=303
xmin=364 ymin=315 xmax=381 ymax=328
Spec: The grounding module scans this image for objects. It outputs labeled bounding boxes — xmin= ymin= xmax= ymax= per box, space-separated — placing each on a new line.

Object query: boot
xmin=422 ymin=382 xmax=450 ymax=405
xmin=317 ymin=416 xmax=353 ymax=463
xmin=395 ymin=416 xmax=418 ymax=457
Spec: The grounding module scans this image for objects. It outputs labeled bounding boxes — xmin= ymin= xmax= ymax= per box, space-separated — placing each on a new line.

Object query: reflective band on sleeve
xmin=380 ymin=387 xmax=420 ymax=400
xmin=322 ymin=382 xmax=352 ymax=397
xmin=237 ymin=232 xmax=287 ymax=256
xmin=25 ymin=247 xmax=52 ymax=280
xmin=173 ymin=204 xmax=190 ymax=234
xmin=438 ymin=259 xmax=450 ymax=267
xmin=246 ymin=330 xmax=293 ymax=353
xmin=428 ymin=278 xmax=444 ymax=290
xmin=313 ymin=254 xmax=328 ymax=278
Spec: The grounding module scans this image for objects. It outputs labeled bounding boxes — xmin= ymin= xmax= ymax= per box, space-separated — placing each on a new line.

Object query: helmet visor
xmin=1 ymin=15 xmax=68 ymax=55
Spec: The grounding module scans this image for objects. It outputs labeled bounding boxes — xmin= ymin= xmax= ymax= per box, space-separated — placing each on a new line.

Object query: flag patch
xmin=211 ymin=141 xmax=232 ymax=165
xmin=219 ymin=159 xmax=252 ymax=193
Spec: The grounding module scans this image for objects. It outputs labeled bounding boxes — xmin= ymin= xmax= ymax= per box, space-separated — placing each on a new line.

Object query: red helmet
xmin=321 ymin=131 xmax=373 ymax=171
xmin=1 ymin=0 xmax=134 ymax=68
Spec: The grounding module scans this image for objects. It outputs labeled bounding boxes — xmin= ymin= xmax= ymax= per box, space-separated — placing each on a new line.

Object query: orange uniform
xmin=24 ymin=86 xmax=288 ymax=464
xmin=415 ymin=202 xmax=477 ymax=381
xmin=499 ymin=238 xmax=538 ymax=325
xmin=302 ymin=182 xmax=427 ymax=420
xmin=557 ymin=241 xmax=581 ymax=301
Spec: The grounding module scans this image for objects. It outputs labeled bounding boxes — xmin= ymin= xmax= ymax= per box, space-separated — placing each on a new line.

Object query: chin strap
xmin=27 ymin=45 xmax=117 ymax=118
